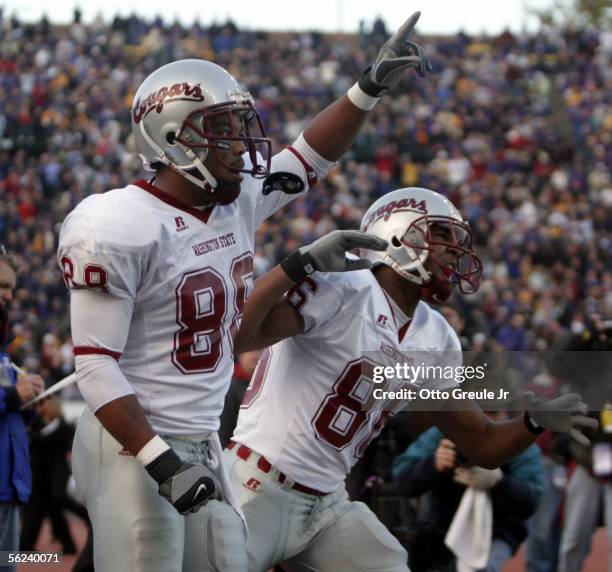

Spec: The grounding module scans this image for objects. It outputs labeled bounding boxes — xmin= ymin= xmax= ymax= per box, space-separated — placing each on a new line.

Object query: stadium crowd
xmin=0 ymin=8 xmax=610 ymax=570
xmin=0 ymin=12 xmax=609 ymax=370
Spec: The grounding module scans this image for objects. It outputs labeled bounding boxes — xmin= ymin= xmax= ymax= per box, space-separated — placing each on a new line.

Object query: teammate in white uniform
xmin=57 ymin=12 xmax=433 ymax=572
xmin=227 ymin=187 xmax=598 ymax=572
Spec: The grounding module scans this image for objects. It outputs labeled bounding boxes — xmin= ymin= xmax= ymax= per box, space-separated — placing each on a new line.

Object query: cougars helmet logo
xmin=132 ymin=82 xmax=204 ymax=124
xmin=362 ymin=197 xmax=428 ymax=231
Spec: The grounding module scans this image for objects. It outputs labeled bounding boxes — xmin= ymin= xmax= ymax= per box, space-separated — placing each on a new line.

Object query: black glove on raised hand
xmin=145 ymin=449 xmax=221 ymax=514
xmin=280 ymin=230 xmax=388 ymax=283
xmin=523 ymin=391 xmax=599 ymax=447
xmin=358 ymin=11 xmax=432 ymax=98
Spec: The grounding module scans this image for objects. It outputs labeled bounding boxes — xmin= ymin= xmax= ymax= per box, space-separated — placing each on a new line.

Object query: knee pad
xmin=334 ymin=502 xmax=408 ymax=571
xmin=202 ymin=501 xmax=248 ymax=572
xmin=130 ymin=516 xmax=182 ymax=572
xmin=91 ymin=515 xmax=181 ymax=572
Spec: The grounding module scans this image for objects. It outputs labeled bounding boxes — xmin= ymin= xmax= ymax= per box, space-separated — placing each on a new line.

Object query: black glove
xmin=145 ymin=449 xmax=221 ymax=514
xmin=358 ymin=11 xmax=432 ymax=98
xmin=280 ymin=230 xmax=388 ymax=283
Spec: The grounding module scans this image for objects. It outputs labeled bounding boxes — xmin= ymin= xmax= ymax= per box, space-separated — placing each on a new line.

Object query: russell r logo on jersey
xmin=243 ymin=477 xmax=261 ymax=493
xmin=175 ymin=216 xmax=188 ymax=232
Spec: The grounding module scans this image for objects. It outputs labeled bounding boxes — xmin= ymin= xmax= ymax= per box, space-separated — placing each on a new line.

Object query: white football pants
xmin=72 ymin=408 xmax=248 ymax=572
xmin=224 ymin=444 xmax=409 ymax=572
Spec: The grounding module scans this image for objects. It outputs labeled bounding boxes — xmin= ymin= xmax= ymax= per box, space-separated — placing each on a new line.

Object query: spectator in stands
xmin=0 ymin=246 xmax=44 ymax=571
xmin=557 ymin=318 xmax=612 ymax=572
xmin=525 ymin=431 xmax=569 ymax=572
xmin=20 ymin=395 xmax=88 ymax=555
xmin=557 ymin=407 xmax=612 ymax=572
xmin=393 ymin=410 xmax=544 ymax=572
xmin=439 ymin=303 xmax=469 ymax=350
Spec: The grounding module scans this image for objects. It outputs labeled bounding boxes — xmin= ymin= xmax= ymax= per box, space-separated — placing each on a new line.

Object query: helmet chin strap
xmin=157 ymin=156 xmax=217 ymax=194
xmin=182 ymin=147 xmax=218 ymax=192
xmin=386 ymin=253 xmax=432 ymax=287
xmin=387 ymin=255 xmax=451 ymax=302
xmin=385 ymin=234 xmax=431 ymax=287
xmin=138 ymin=122 xmax=218 ymax=193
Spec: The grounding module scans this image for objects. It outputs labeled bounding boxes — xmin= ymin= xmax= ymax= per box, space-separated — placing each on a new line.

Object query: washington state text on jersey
xmin=192 ymin=232 xmax=237 ymax=256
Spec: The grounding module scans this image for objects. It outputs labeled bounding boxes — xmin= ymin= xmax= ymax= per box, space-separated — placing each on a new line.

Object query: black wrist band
xmin=357 ymin=66 xmax=385 ymax=97
xmin=280 ymin=250 xmax=316 ymax=283
xmin=145 ymin=448 xmax=182 ymax=484
xmin=523 ymin=411 xmax=545 ymax=435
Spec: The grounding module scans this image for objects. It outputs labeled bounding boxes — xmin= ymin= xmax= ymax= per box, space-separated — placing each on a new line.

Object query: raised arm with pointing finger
xmin=303 ymin=11 xmax=431 ymax=162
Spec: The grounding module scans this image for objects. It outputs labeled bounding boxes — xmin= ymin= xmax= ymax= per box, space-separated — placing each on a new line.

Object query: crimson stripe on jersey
xmin=133 ymin=179 xmax=214 ymax=223
xmin=398 ymin=319 xmax=412 ymax=343
xmin=383 ymin=290 xmax=413 ymax=343
xmin=73 ymin=347 xmax=122 ymax=361
xmin=287 ymin=146 xmax=317 ymax=188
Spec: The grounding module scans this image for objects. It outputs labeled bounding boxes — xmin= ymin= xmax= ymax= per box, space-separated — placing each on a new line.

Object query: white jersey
xmin=58 ymin=148 xmax=313 ymax=435
xmin=233 ymin=270 xmax=461 ymax=492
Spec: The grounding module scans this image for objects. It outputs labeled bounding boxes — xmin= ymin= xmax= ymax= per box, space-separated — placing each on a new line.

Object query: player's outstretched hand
xmin=358 ymin=11 xmax=432 ymax=98
xmin=305 ymin=230 xmax=388 ymax=272
xmin=280 ymin=230 xmax=388 ymax=282
xmin=145 ymin=449 xmax=221 ymax=514
xmin=523 ymin=391 xmax=599 ymax=447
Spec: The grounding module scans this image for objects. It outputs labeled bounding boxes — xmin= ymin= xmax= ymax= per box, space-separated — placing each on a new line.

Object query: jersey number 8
xmin=173 ymin=253 xmax=253 ymax=374
xmin=312 ymin=357 xmax=407 ymax=459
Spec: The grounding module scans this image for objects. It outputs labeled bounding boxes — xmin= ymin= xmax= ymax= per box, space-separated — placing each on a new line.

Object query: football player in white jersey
xmin=57 ymin=11 xmax=431 ymax=572
xmin=227 ymin=187 xmax=597 ymax=572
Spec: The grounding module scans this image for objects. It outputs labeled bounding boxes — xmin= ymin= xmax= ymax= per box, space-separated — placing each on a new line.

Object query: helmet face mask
xmin=177 ymin=101 xmax=271 ymax=179
xmin=360 ymin=188 xmax=483 ymax=299
xmin=131 ymin=59 xmax=272 ymax=194
xmin=402 ymin=216 xmax=482 ymax=295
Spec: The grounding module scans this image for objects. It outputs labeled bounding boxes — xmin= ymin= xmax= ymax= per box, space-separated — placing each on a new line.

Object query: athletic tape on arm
xmin=71 ymin=289 xmax=134 ymax=412
xmin=291 ymin=132 xmax=336 ymax=183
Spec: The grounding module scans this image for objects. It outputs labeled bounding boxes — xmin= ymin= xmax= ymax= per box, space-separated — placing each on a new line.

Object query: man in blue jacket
xmin=393 ymin=410 xmax=544 ymax=572
xmin=0 ymin=246 xmax=44 ymax=567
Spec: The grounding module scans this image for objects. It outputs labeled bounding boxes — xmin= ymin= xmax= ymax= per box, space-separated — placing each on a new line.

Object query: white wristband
xmin=136 ymin=435 xmax=171 ymax=466
xmin=347 ymin=82 xmax=380 ymax=111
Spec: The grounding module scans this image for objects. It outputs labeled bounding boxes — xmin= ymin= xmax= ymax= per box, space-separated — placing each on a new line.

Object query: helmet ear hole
xmin=166 ymin=131 xmax=176 ymax=145
xmin=391 ymin=235 xmax=402 ymax=247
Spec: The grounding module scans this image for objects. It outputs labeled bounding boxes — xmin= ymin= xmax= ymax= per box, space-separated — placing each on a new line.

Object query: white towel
xmin=444 ymin=488 xmax=493 ymax=572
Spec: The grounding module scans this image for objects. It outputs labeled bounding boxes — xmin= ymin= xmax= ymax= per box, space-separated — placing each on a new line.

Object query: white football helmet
xmin=360 ymin=187 xmax=482 ymax=299
xmin=131 ymin=59 xmax=271 ymax=192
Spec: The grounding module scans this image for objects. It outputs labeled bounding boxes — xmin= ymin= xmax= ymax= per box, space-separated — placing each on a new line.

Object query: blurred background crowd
xmin=0 ymin=5 xmax=610 ymax=571
xmin=0 ymin=8 xmax=609 ymax=373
